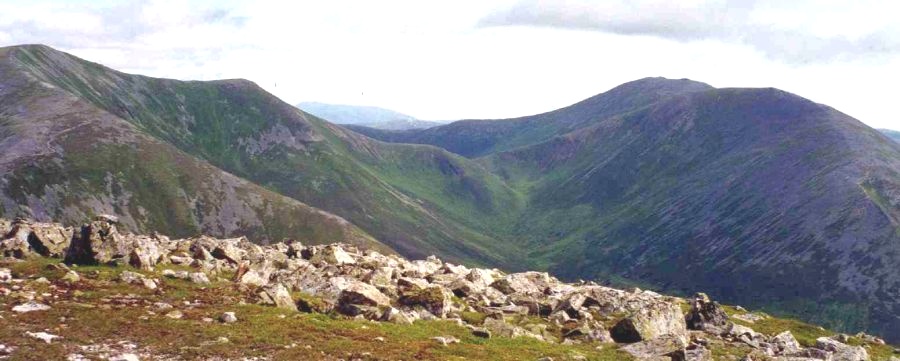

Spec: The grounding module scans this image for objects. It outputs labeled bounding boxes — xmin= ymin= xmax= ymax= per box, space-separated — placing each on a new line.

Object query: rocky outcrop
xmin=64 ymin=216 xmax=129 ymax=265
xmin=610 ymin=300 xmax=688 ymax=343
xmin=816 ymin=337 xmax=868 ymax=361
xmin=0 ymin=218 xmax=71 ymax=258
xmin=685 ymin=292 xmax=728 ymax=333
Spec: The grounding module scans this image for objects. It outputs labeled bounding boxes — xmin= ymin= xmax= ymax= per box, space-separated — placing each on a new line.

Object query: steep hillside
xmin=0 ymin=44 xmax=524 ymax=267
xmin=0 ymin=46 xmax=380 ymax=251
xmin=297 ymin=102 xmax=442 ymax=130
xmin=485 ymin=88 xmax=900 ymax=340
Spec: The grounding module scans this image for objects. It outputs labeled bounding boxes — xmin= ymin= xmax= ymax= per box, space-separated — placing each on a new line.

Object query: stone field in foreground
xmin=0 ymin=216 xmax=897 ymax=360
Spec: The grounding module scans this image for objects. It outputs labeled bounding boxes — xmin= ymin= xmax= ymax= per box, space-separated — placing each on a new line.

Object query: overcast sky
xmin=2 ymin=0 xmax=899 ymax=129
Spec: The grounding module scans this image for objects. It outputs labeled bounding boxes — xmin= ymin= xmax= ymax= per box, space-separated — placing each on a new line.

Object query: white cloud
xmin=0 ymin=0 xmax=899 ymax=130
xmin=479 ymin=0 xmax=900 ymax=64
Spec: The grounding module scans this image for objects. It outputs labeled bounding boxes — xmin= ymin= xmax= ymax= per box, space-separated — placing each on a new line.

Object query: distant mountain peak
xmin=297 ymin=102 xmax=444 ymax=130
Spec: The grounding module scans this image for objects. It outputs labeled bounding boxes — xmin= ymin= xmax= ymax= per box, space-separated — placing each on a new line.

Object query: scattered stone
xmin=471 ymin=327 xmax=492 ymax=338
xmin=26 ymin=331 xmax=61 ymax=344
xmin=162 ymin=269 xmax=189 ymax=279
xmin=610 ymin=301 xmax=687 ymax=343
xmin=220 ymin=312 xmax=238 ymax=323
xmin=108 ymin=354 xmax=139 ymax=361
xmin=337 ymin=281 xmax=391 ymax=315
xmin=0 ymin=268 xmax=12 ymax=282
xmin=189 ymin=272 xmax=211 ymax=284
xmin=65 ymin=217 xmax=128 ymax=265
xmin=815 ymin=337 xmax=868 ymax=361
xmin=61 ymin=270 xmax=80 ymax=283
xmin=12 ymin=301 xmax=51 ymax=313
xmin=431 ymin=336 xmax=460 ymax=346
xmin=119 ymin=271 xmax=144 ymax=284
xmin=259 ymin=283 xmax=297 ymax=311
xmin=311 ymin=244 xmax=356 ymax=265
xmin=732 ymin=312 xmax=768 ymax=324
xmin=685 ymin=293 xmax=728 ymax=332
xmin=771 ymin=330 xmax=802 ymax=355
xmin=620 ymin=334 xmax=686 ymax=360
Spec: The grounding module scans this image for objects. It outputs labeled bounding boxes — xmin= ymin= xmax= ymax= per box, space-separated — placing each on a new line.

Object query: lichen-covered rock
xmin=310 ymin=244 xmax=356 ymax=265
xmin=212 ymin=242 xmax=246 ymax=264
xmin=771 ymin=331 xmax=802 ymax=355
xmin=398 ymin=284 xmax=454 ymax=318
xmin=337 ymin=281 xmax=390 ymax=316
xmin=815 ymin=337 xmax=868 ymax=361
xmin=610 ymin=301 xmax=688 ymax=344
xmin=491 ymin=272 xmax=553 ymax=296
xmin=0 ymin=219 xmax=71 ymax=258
xmin=259 ymin=283 xmax=297 ymax=311
xmin=620 ymin=334 xmax=687 ymax=360
xmin=128 ymin=236 xmax=162 ymax=270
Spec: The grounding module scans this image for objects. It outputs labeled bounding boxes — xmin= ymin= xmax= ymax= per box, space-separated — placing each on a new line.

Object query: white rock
xmin=26 ymin=331 xmax=61 ymax=344
xmin=109 ymin=354 xmax=140 ymax=361
xmin=0 ymin=268 xmax=12 ymax=282
xmin=431 ymin=336 xmax=460 ymax=346
xmin=189 ymin=272 xmax=210 ymax=284
xmin=61 ymin=270 xmax=80 ymax=283
xmin=12 ymin=301 xmax=51 ymax=313
xmin=220 ymin=312 xmax=238 ymax=323
xmin=141 ymin=278 xmax=158 ymax=290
